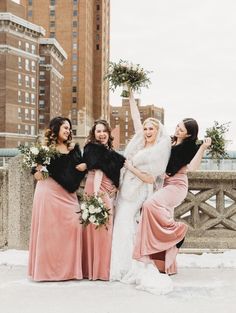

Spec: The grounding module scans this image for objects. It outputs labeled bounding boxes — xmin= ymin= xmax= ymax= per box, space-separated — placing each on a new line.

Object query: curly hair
xmin=86 ymin=119 xmax=114 ymax=149
xmin=44 ymin=116 xmax=73 ymax=147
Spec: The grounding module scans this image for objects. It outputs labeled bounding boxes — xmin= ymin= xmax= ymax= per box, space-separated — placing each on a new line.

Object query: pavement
xmin=0 ymin=264 xmax=236 ymax=313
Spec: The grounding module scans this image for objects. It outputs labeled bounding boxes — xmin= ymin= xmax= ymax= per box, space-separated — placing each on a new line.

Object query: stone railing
xmin=175 ymin=171 xmax=236 ymax=249
xmin=0 ymin=156 xmax=236 ymax=250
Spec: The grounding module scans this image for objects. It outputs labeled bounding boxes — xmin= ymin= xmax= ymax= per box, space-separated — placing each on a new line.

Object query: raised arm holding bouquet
xmin=105 ymin=59 xmax=152 ymax=97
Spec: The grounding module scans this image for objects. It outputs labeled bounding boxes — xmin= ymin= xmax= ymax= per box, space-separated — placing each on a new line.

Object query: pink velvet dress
xmin=82 ymin=170 xmax=114 ymax=280
xmin=28 ymin=177 xmax=83 ymax=281
xmin=133 ymin=167 xmax=188 ymax=275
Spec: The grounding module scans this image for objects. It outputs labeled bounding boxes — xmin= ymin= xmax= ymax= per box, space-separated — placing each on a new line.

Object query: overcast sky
xmin=110 ymin=0 xmax=236 ymax=149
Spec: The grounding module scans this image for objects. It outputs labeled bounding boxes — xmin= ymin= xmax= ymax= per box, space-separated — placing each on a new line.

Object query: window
xmin=125 ymin=110 xmax=128 ymax=116
xmin=25 ymin=125 xmax=29 ymax=134
xmin=31 ymin=77 xmax=35 ymax=89
xmin=96 ymin=34 xmax=99 ymax=41
xmin=25 ymin=76 xmax=30 ymax=87
xmin=96 ymin=44 xmax=99 ymax=50
xmin=25 ymin=59 xmax=30 ymax=71
xmin=39 ymin=114 xmax=45 ymax=124
xmin=72 ymin=32 xmax=77 ymax=38
xmin=73 ymin=10 xmax=78 ymax=16
xmin=72 ymin=53 xmax=77 ymax=61
xmin=28 ymin=0 xmax=33 ymax=5
xmin=25 ymin=92 xmax=30 ymax=104
xmin=18 ymin=57 xmax=22 ymax=69
xmin=39 ymin=86 xmax=45 ymax=96
xmin=96 ymin=24 xmax=100 ymax=31
xmin=31 ymin=125 xmax=35 ymax=135
xmin=39 ymin=71 xmax=45 ymax=80
xmin=18 ymin=107 xmax=21 ymax=119
xmin=125 ymin=132 xmax=128 ymax=137
xmin=31 ymin=45 xmax=36 ymax=54
xmin=31 ymin=93 xmax=35 ymax=104
xmin=50 ymin=32 xmax=55 ymax=38
xmin=72 ymin=86 xmax=77 ymax=92
xmin=50 ymin=10 xmax=55 ymax=16
xmin=72 ymin=43 xmax=77 ymax=50
xmin=18 ymin=91 xmax=22 ymax=103
xmin=72 ymin=76 xmax=77 ymax=82
xmin=72 ymin=129 xmax=77 ymax=135
xmin=50 ymin=21 xmax=55 ymax=28
xmin=72 ymin=108 xmax=77 ymax=115
xmin=40 ymin=57 xmax=45 ymax=64
xmin=73 ymin=0 xmax=78 ymax=4
xmin=25 ymin=108 xmax=29 ymax=119
xmin=96 ymin=4 xmax=100 ymax=10
xmin=125 ymin=124 xmax=128 ymax=130
xmin=72 ymin=119 xmax=77 ymax=125
xmin=39 ymin=100 xmax=45 ymax=108
xmin=25 ymin=42 xmax=30 ymax=52
xmin=18 ymin=124 xmax=21 ymax=133
xmin=31 ymin=60 xmax=36 ymax=72
xmin=72 ymin=65 xmax=77 ymax=72
xmin=28 ymin=10 xmax=32 ymax=17
xmin=18 ymin=40 xmax=22 ymax=48
xmin=18 ymin=74 xmax=22 ymax=86
xmin=72 ymin=97 xmax=77 ymax=103
xmin=72 ymin=21 xmax=77 ymax=28
xmin=31 ymin=109 xmax=35 ymax=121
xmin=50 ymin=0 xmax=56 ymax=5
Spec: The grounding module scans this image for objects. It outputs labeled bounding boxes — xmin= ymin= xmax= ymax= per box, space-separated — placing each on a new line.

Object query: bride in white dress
xmin=110 ymin=92 xmax=173 ymax=294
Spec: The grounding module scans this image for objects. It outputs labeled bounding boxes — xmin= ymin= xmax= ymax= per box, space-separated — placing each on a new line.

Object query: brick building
xmin=26 ymin=0 xmax=110 ymax=141
xmin=0 ymin=0 xmax=45 ymax=147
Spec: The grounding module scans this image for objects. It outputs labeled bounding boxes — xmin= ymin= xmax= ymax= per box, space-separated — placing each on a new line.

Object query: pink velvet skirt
xmin=28 ymin=177 xmax=83 ymax=281
xmin=82 ymin=171 xmax=114 ymax=280
xmin=133 ymin=171 xmax=188 ymax=275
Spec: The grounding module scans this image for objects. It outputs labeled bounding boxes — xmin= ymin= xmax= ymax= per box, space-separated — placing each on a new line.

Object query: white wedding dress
xmin=110 ymin=94 xmax=173 ymax=295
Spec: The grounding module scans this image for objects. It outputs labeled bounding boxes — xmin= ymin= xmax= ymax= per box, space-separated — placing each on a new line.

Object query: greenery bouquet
xmin=18 ymin=143 xmax=59 ymax=178
xmin=105 ymin=59 xmax=152 ymax=97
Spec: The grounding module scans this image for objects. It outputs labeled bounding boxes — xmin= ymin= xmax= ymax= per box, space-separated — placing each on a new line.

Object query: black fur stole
xmin=47 ymin=143 xmax=86 ymax=193
xmin=166 ymin=140 xmax=200 ymax=176
xmin=83 ymin=142 xmax=125 ymax=187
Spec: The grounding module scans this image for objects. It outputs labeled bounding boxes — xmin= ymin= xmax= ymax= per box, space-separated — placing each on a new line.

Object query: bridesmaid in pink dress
xmin=28 ymin=117 xmax=85 ymax=281
xmin=133 ymin=118 xmax=212 ymax=275
xmin=81 ymin=120 xmax=125 ymax=280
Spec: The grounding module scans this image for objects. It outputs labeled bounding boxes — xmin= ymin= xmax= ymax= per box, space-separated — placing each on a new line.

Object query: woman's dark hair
xmin=172 ymin=118 xmax=199 ymax=143
xmin=44 ymin=116 xmax=73 ymax=147
xmin=86 ymin=119 xmax=114 ymax=149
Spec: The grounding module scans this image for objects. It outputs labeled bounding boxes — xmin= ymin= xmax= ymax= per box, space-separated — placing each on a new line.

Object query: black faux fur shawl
xmin=46 ymin=144 xmax=86 ymax=193
xmin=82 ymin=142 xmax=125 ymax=187
xmin=166 ymin=140 xmax=200 ymax=176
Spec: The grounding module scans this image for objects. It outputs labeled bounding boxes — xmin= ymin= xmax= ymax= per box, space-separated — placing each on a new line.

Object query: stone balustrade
xmin=0 ymin=156 xmax=236 ymax=250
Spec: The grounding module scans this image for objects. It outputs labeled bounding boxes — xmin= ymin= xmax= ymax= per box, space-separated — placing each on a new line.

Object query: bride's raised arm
xmin=129 ymin=90 xmax=142 ymax=133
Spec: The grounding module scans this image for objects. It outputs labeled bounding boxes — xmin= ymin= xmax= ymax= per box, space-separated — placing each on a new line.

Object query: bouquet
xmin=18 ymin=143 xmax=59 ymax=178
xmin=105 ymin=59 xmax=152 ymax=97
xmin=197 ymin=121 xmax=230 ymax=168
xmin=78 ymin=193 xmax=111 ymax=229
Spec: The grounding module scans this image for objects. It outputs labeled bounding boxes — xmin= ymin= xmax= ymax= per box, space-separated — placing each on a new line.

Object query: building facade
xmin=0 ymin=0 xmax=45 ymax=147
xmin=110 ymin=98 xmax=165 ymax=149
xmin=38 ymin=38 xmax=67 ymax=133
xmin=26 ymin=0 xmax=110 ymax=142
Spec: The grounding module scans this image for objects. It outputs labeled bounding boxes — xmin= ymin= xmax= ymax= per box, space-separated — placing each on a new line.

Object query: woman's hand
xmin=124 ymin=159 xmax=134 ymax=171
xmin=76 ymin=163 xmax=87 ymax=171
xmin=201 ymin=137 xmax=212 ymax=150
xmin=34 ymin=171 xmax=44 ymax=181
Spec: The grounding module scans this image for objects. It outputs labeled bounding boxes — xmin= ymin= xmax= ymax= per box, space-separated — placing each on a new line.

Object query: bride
xmin=110 ymin=92 xmax=172 ymax=293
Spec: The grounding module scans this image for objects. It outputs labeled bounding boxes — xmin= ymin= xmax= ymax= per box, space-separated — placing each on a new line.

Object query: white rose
xmin=89 ymin=215 xmax=96 ymax=224
xmin=80 ymin=203 xmax=87 ymax=211
xmin=82 ymin=211 xmax=89 ymax=221
xmin=88 ymin=205 xmax=96 ymax=213
xmin=97 ymin=197 xmax=103 ymax=204
xmin=95 ymin=207 xmax=102 ymax=213
xmin=42 ymin=146 xmax=49 ymax=151
xmin=30 ymin=147 xmax=39 ymax=155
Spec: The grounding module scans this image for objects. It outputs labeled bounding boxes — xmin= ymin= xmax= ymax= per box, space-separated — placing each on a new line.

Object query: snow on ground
xmin=1 ymin=249 xmax=236 ymax=268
